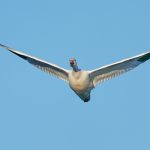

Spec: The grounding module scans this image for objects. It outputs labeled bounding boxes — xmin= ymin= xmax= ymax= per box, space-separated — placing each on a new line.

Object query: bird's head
xmin=69 ymin=58 xmax=76 ymax=66
xmin=69 ymin=58 xmax=80 ymax=71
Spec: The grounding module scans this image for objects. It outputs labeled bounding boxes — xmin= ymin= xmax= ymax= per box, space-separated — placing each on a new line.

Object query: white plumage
xmin=1 ymin=44 xmax=150 ymax=102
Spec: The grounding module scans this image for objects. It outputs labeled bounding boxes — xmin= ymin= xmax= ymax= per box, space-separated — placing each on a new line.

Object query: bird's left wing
xmin=0 ymin=44 xmax=69 ymax=82
xmin=89 ymin=52 xmax=150 ymax=87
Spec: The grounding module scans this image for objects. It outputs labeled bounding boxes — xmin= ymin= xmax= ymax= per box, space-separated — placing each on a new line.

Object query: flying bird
xmin=1 ymin=43 xmax=150 ymax=102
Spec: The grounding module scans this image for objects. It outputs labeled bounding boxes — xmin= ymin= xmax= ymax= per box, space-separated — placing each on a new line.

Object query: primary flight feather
xmin=1 ymin=43 xmax=150 ymax=102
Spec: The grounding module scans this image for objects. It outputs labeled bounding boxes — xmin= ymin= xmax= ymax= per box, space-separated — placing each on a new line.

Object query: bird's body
xmin=1 ymin=43 xmax=150 ymax=102
xmin=68 ymin=70 xmax=94 ymax=101
xmin=69 ymin=70 xmax=91 ymax=92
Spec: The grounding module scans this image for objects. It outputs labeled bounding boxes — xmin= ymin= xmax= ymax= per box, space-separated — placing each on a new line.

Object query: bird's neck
xmin=72 ymin=65 xmax=80 ymax=72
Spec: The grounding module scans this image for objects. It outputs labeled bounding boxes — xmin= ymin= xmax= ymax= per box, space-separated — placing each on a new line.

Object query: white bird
xmin=1 ymin=43 xmax=150 ymax=102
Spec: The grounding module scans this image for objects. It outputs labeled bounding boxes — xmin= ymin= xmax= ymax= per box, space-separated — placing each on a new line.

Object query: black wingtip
xmin=11 ymin=51 xmax=28 ymax=60
xmin=0 ymin=44 xmax=12 ymax=51
xmin=0 ymin=44 xmax=8 ymax=48
xmin=0 ymin=43 xmax=27 ymax=60
xmin=138 ymin=52 xmax=150 ymax=62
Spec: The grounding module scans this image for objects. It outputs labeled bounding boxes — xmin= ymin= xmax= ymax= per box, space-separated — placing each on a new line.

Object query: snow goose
xmin=1 ymin=44 xmax=150 ymax=102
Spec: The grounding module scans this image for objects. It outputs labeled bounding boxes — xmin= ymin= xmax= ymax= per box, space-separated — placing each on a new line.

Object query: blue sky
xmin=0 ymin=0 xmax=150 ymax=149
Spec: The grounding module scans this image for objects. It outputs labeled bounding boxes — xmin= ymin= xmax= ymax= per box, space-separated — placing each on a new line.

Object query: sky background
xmin=0 ymin=0 xmax=150 ymax=150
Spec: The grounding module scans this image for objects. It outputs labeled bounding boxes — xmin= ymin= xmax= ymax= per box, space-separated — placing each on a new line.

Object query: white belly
xmin=68 ymin=71 xmax=92 ymax=92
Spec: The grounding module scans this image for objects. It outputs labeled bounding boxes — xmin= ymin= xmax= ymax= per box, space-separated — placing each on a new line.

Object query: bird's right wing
xmin=89 ymin=52 xmax=150 ymax=86
xmin=0 ymin=44 xmax=69 ymax=82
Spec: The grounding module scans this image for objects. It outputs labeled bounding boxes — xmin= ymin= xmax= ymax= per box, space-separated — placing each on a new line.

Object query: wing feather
xmin=0 ymin=44 xmax=69 ymax=82
xmin=89 ymin=52 xmax=150 ymax=86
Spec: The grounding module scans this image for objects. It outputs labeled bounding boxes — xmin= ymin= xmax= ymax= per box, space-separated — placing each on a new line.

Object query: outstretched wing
xmin=89 ymin=52 xmax=150 ymax=86
xmin=0 ymin=44 xmax=69 ymax=82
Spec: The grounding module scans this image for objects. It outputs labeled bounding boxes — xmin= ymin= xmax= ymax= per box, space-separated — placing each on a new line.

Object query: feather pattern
xmin=0 ymin=44 xmax=69 ymax=82
xmin=89 ymin=52 xmax=150 ymax=86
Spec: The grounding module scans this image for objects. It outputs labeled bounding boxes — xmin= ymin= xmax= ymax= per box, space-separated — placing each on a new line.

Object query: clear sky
xmin=0 ymin=0 xmax=150 ymax=150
